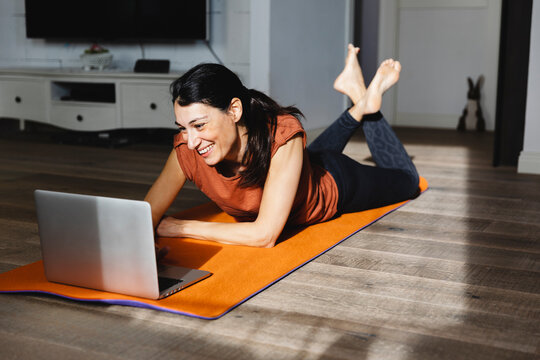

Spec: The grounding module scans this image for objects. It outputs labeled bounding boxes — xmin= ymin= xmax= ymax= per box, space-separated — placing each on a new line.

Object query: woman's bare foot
xmin=364 ymin=59 xmax=401 ymax=114
xmin=333 ymin=44 xmax=366 ymax=104
xmin=349 ymin=59 xmax=401 ymax=121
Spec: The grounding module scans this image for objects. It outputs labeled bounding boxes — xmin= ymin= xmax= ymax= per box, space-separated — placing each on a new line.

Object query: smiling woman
xmin=144 ymin=45 xmax=420 ymax=248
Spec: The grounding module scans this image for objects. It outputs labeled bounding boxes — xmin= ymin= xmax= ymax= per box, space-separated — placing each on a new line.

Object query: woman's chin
xmin=201 ymin=153 xmax=219 ymax=166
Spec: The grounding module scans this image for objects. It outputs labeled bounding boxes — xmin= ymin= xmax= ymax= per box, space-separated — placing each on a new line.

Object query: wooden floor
xmin=0 ymin=124 xmax=539 ymax=359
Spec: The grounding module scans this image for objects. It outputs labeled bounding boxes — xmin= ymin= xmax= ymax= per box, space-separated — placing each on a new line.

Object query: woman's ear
xmin=228 ymin=97 xmax=243 ymax=123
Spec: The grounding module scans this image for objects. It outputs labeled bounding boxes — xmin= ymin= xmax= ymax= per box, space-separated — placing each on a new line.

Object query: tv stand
xmin=0 ymin=68 xmax=182 ymax=132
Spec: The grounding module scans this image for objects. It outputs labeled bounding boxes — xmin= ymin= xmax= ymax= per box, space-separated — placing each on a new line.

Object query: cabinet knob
xmin=76 ymin=115 xmax=84 ymax=122
xmin=15 ymin=96 xmax=21 ymax=103
xmin=150 ymin=103 xmax=157 ymax=110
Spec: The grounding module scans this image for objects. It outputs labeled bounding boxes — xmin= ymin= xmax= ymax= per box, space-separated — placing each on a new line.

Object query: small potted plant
xmin=80 ymin=44 xmax=113 ymax=71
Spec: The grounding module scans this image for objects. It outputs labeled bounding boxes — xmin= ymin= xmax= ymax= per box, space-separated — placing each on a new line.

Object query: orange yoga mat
xmin=0 ymin=178 xmax=427 ymax=319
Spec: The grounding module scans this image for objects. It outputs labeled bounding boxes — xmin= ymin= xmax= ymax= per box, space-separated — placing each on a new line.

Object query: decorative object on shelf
xmin=457 ymin=76 xmax=485 ymax=132
xmin=80 ymin=44 xmax=113 ymax=71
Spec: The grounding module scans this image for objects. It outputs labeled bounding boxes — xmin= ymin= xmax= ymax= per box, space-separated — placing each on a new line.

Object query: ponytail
xmin=240 ymin=88 xmax=302 ymax=187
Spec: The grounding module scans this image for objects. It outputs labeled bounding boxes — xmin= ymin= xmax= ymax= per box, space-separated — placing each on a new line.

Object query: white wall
xmin=249 ymin=0 xmax=271 ymax=94
xmin=268 ymin=0 xmax=351 ymax=130
xmin=0 ymin=0 xmax=251 ymax=82
xmin=518 ymin=0 xmax=540 ymax=175
xmin=378 ymin=0 xmax=501 ymax=130
xmin=0 ymin=0 xmax=350 ymax=131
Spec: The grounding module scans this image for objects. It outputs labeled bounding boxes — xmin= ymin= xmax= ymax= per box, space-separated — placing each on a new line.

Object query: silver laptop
xmin=34 ymin=190 xmax=212 ymax=300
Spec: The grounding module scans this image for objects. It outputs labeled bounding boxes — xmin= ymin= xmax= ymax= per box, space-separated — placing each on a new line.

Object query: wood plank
xmin=343 ymin=232 xmax=540 ymax=272
xmin=0 ymin=220 xmax=41 ymax=267
xmin=404 ymin=191 xmax=540 ymax=224
xmin=366 ymin=211 xmax=540 ymax=249
xmin=0 ymin=331 xmax=127 ymax=360
xmin=363 ymin=223 xmax=540 ymax=257
xmin=252 ymin=281 xmax=539 ymax=354
xmin=283 ymin=262 xmax=540 ymax=319
xmin=316 ymin=246 xmax=540 ymax=294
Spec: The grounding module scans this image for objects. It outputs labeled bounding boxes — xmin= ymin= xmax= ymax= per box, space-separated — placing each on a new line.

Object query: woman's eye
xmin=194 ymin=123 xmax=205 ymax=130
xmin=176 ymin=127 xmax=187 ymax=136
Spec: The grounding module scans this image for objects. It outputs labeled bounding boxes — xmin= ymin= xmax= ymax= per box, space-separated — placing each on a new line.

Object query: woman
xmin=144 ymin=44 xmax=419 ymax=248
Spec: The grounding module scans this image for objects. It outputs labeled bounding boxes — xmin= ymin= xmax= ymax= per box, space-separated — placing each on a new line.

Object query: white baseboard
xmin=518 ymin=151 xmax=540 ymax=175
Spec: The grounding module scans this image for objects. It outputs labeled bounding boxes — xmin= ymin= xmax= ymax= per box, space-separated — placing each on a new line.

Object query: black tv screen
xmin=25 ymin=0 xmax=208 ymax=41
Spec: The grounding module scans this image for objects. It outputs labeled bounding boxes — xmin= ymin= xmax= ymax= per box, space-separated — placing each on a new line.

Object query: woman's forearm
xmin=144 ymin=150 xmax=186 ymax=229
xmin=156 ymin=217 xmax=278 ymax=248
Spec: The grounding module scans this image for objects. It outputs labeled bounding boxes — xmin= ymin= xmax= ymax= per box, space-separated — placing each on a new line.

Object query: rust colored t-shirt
xmin=173 ymin=115 xmax=338 ymax=225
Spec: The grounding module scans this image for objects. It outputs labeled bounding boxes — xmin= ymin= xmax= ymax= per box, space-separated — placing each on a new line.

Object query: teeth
xmin=198 ymin=144 xmax=214 ymax=155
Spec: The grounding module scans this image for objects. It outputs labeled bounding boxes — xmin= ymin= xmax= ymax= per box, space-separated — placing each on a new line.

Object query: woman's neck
xmin=218 ymin=125 xmax=249 ymax=177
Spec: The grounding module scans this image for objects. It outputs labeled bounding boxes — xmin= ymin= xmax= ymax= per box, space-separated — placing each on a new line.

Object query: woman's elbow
xmin=247 ymin=219 xmax=285 ymax=248
xmin=250 ymin=236 xmax=276 ymax=248
xmin=260 ymin=237 xmax=277 ymax=248
xmin=250 ymin=230 xmax=278 ymax=248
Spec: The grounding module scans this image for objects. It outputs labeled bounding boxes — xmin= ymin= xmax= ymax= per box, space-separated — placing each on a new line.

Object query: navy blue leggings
xmin=308 ymin=110 xmax=419 ymax=215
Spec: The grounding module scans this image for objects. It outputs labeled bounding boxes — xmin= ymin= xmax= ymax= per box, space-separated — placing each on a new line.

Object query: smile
xmin=198 ymin=144 xmax=214 ymax=155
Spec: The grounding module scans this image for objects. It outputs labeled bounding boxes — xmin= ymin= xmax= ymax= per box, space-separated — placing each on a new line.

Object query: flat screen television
xmin=25 ymin=0 xmax=208 ymax=41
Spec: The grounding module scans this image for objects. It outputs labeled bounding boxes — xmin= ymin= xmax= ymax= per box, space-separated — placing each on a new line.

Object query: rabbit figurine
xmin=458 ymin=76 xmax=485 ymax=132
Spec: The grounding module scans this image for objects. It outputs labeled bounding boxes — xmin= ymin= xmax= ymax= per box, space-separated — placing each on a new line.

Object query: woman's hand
xmin=156 ymin=216 xmax=187 ymax=238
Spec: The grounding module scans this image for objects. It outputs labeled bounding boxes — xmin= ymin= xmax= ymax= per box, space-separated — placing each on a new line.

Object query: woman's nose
xmin=186 ymin=130 xmax=201 ymax=149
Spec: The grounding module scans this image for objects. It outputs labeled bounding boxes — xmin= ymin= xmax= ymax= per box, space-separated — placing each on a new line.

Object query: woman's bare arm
xmin=144 ymin=149 xmax=187 ymax=229
xmin=156 ymin=135 xmax=304 ymax=247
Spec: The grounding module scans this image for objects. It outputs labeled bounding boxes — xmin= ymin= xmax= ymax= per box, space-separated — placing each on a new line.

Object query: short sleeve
xmin=271 ymin=115 xmax=306 ymax=156
xmin=173 ymin=133 xmax=196 ymax=181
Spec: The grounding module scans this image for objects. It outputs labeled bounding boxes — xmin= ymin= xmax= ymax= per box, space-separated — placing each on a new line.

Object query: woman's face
xmin=174 ymin=99 xmax=245 ymax=167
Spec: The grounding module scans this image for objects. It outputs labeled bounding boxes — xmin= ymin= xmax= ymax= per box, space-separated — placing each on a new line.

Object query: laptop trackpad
xmin=157 ymin=264 xmax=211 ymax=294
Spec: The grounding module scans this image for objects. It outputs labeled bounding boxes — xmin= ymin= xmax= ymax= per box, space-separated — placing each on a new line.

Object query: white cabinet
xmin=120 ymin=82 xmax=174 ymax=129
xmin=0 ymin=69 xmax=181 ymax=132
xmin=50 ymin=102 xmax=118 ymax=131
xmin=0 ymin=78 xmax=48 ymax=122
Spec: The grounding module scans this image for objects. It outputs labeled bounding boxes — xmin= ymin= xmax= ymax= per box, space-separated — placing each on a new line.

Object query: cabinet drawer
xmin=50 ymin=103 xmax=118 ymax=131
xmin=120 ymin=83 xmax=174 ymax=128
xmin=0 ymin=79 xmax=48 ymax=121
